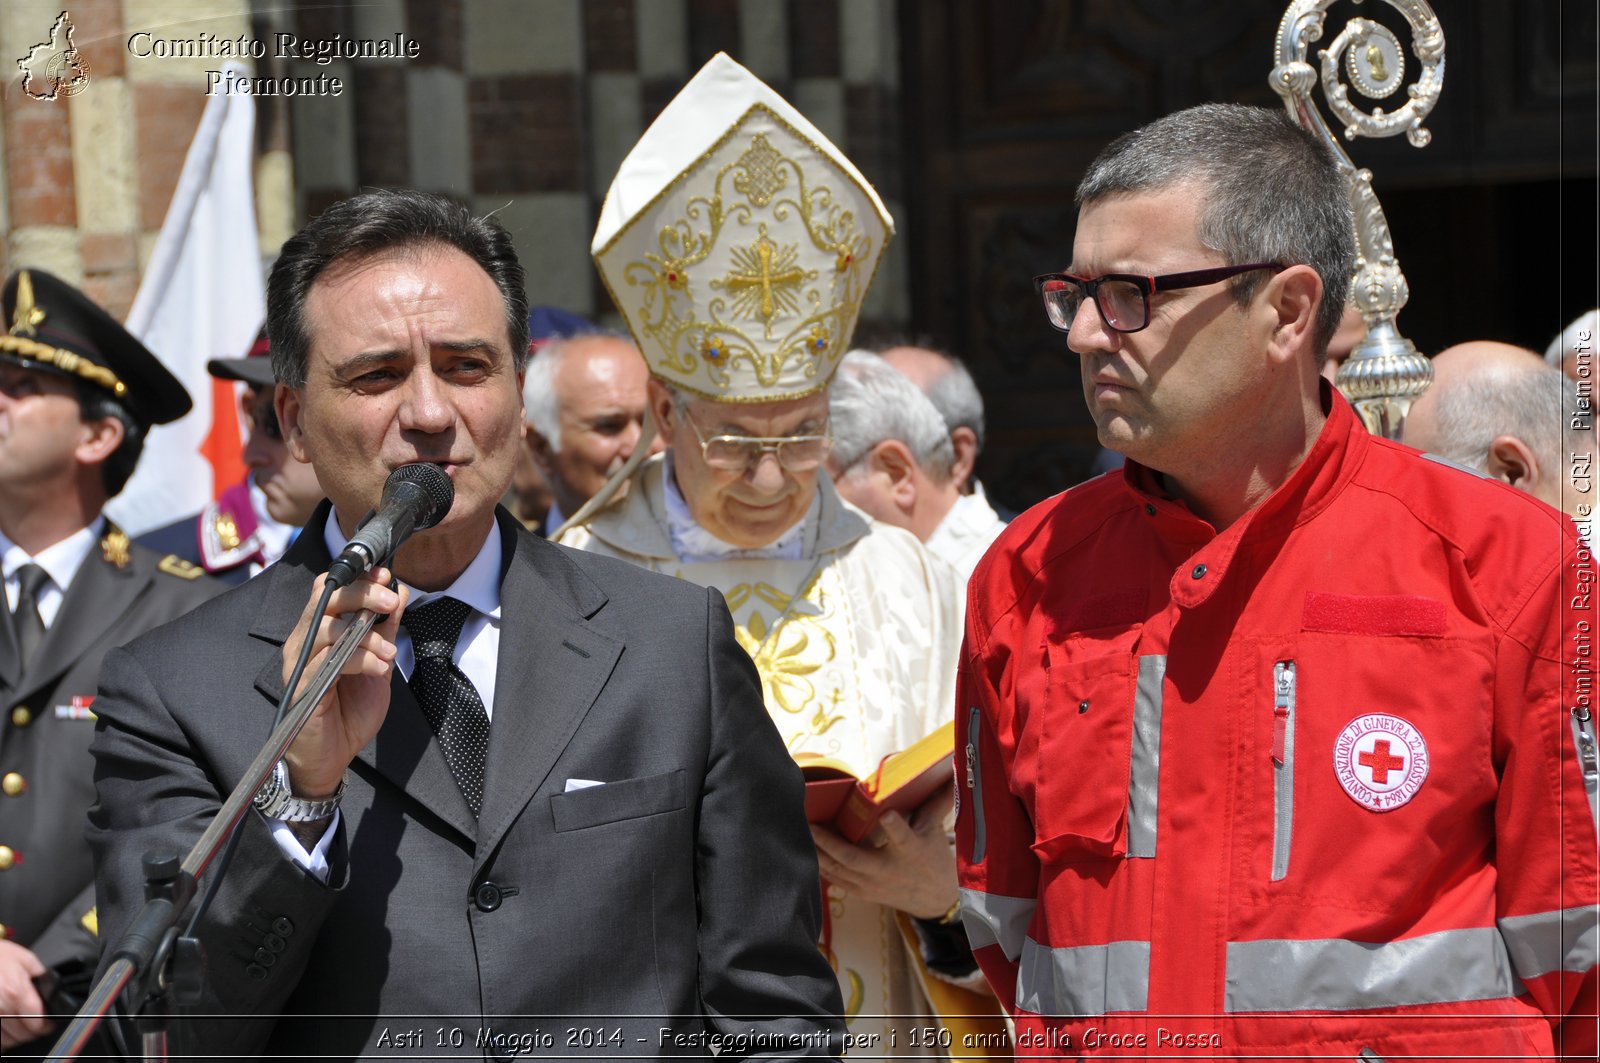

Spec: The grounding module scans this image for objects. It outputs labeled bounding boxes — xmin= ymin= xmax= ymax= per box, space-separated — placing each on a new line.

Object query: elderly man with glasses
xmin=956 ymin=103 xmax=1598 ymax=1059
xmin=558 ymin=55 xmax=1009 ymax=1056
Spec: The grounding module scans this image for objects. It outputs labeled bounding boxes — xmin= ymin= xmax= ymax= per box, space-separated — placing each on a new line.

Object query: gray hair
xmin=1425 ymin=360 xmax=1572 ymax=478
xmin=521 ymin=332 xmax=616 ymax=452
xmin=829 ymin=351 xmax=956 ymax=482
xmin=910 ymin=346 xmax=986 ymax=452
xmin=1546 ymin=309 xmax=1599 ymax=368
xmin=1076 ymin=103 xmax=1355 ymax=362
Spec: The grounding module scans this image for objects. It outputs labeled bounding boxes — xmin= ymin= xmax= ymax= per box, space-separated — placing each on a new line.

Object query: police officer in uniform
xmin=0 ymin=268 xmax=220 ymax=1054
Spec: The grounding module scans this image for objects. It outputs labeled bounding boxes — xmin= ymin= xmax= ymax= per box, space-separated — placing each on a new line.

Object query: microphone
xmin=326 ymin=463 xmax=455 ymax=588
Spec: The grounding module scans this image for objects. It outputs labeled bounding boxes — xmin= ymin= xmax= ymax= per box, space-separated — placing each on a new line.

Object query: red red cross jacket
xmin=956 ymin=388 xmax=1599 ymax=1061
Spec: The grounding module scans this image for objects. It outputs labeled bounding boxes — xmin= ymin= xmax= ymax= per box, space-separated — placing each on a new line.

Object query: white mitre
xmin=593 ymin=52 xmax=893 ymax=403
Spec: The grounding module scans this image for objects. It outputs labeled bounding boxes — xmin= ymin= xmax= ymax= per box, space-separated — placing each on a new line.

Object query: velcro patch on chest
xmin=1334 ymin=713 xmax=1429 ymax=811
xmin=1303 ymin=592 xmax=1447 ymax=637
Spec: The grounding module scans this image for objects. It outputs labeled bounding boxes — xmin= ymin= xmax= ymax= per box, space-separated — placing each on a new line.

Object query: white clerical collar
xmin=249 ymin=475 xmax=297 ymax=566
xmin=0 ymin=516 xmax=105 ymax=593
xmin=321 ymin=507 xmax=503 ymax=618
xmin=661 ymin=450 xmax=815 ymax=562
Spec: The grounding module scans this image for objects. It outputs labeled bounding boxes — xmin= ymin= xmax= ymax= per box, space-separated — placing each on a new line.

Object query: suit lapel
xmin=249 ymin=503 xmax=477 ymax=844
xmin=18 ymin=540 xmax=145 ymax=698
xmin=475 ymin=515 xmax=621 ymax=869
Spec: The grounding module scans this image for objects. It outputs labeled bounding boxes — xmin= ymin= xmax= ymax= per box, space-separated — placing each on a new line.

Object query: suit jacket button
xmin=272 ymin=916 xmax=294 ymax=936
xmin=263 ymin=933 xmax=286 ymax=953
xmin=253 ymin=948 xmax=276 ymax=967
xmin=1 ymin=773 xmax=24 ymax=796
xmin=474 ymin=882 xmax=502 ymax=913
xmin=9 ymin=707 xmax=30 ymax=728
xmin=246 ymin=963 xmax=269 ymax=980
xmin=0 ymin=846 xmax=15 ymax=871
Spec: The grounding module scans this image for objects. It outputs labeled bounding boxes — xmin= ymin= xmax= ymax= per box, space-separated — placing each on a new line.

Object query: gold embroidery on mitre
xmin=605 ymin=107 xmax=881 ymax=401
xmin=714 ymin=224 xmax=813 ymax=337
xmin=101 ymin=528 xmax=130 ymax=569
xmin=9 ymin=271 xmax=46 ymax=337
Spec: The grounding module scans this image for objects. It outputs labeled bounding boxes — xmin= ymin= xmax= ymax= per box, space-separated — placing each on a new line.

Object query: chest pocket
xmin=1034 ymin=639 xmax=1149 ymax=860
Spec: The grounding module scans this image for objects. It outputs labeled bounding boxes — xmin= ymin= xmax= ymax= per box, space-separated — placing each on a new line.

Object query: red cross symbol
xmin=1359 ymin=739 xmax=1406 ymax=784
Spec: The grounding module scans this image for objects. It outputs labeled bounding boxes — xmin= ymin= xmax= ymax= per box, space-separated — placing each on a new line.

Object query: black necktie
xmin=10 ymin=563 xmax=49 ymax=666
xmin=401 ymin=597 xmax=491 ymax=816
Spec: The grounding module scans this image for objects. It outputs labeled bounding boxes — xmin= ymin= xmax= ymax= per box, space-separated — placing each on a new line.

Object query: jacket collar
xmin=1119 ymin=381 xmax=1368 ymax=609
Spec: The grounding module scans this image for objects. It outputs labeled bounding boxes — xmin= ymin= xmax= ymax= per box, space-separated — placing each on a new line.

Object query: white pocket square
xmin=564 ymin=779 xmax=604 ymax=792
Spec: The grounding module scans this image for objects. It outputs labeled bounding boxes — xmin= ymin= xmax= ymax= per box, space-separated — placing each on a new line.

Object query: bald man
xmin=1403 ymin=341 xmax=1590 ymax=522
xmin=522 ymin=333 xmax=661 ymax=531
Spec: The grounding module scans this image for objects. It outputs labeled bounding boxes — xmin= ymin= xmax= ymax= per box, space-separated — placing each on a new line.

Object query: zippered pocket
xmin=966 ymin=704 xmax=986 ymax=863
xmin=1572 ymin=706 xmax=1599 ymax=839
xmin=1271 ymin=660 xmax=1297 ymax=881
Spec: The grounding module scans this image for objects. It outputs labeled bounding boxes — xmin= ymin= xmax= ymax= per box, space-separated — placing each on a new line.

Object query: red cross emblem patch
xmin=1334 ymin=713 xmax=1429 ymax=812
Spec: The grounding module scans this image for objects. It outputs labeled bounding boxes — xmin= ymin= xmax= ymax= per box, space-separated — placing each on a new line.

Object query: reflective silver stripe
xmin=1499 ymin=906 xmax=1600 ymax=979
xmin=966 ymin=705 xmax=987 ymax=863
xmin=1225 ymin=928 xmax=1522 ymax=1011
xmin=1272 ymin=660 xmax=1296 ymax=881
xmin=1358 ymin=1050 xmax=1386 ymax=1062
xmin=1127 ymin=655 xmax=1166 ymax=859
xmin=958 ymin=888 xmax=1035 ymax=963
xmin=1571 ymin=709 xmax=1599 ymax=841
xmin=1016 ymin=938 xmax=1150 ymax=1016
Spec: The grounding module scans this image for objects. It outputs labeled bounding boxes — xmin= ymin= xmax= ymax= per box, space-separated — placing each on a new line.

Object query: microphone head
xmin=385 ymin=463 xmax=455 ymax=531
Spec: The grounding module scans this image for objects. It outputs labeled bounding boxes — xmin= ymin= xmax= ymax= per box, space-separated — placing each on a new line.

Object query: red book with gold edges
xmin=797 ymin=722 xmax=954 ymax=843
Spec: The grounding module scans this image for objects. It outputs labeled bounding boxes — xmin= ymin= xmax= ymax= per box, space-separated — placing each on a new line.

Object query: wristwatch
xmin=252 ymin=760 xmax=345 ymax=823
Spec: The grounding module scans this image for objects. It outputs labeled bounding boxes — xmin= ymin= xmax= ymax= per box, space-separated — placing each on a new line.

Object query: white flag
xmin=109 ymin=63 xmax=264 ymax=536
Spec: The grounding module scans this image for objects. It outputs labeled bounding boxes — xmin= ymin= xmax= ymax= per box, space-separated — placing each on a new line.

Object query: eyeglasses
xmin=1033 ymin=262 xmax=1283 ymax=335
xmin=679 ymin=408 xmax=831 ymax=472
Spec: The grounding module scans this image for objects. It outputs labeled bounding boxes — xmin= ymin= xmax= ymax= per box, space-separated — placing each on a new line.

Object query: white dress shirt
xmin=1 ymin=517 xmax=105 ymax=627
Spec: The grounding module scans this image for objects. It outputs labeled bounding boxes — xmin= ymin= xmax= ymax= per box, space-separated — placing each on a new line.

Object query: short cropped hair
xmin=73 ymin=380 xmax=144 ymax=498
xmin=268 ymin=189 xmax=529 ymax=388
xmin=1077 ymin=103 xmax=1355 ymax=361
xmin=1426 ymin=359 xmax=1570 ymax=478
xmin=829 ymin=351 xmax=956 ymax=483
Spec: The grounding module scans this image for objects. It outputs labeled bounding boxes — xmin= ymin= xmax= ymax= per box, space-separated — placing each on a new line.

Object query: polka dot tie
xmin=401 ymin=597 xmax=490 ymax=816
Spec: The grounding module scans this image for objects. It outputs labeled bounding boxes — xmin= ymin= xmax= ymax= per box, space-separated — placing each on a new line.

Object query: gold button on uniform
xmin=10 ymin=706 xmax=31 ymax=727
xmin=0 ymin=923 xmax=10 ymax=939
xmin=0 ymin=846 xmax=14 ymax=870
xmin=1 ymin=773 xmax=23 ymax=796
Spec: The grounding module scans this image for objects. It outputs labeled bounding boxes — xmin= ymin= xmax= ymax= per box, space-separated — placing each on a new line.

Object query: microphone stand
xmin=44 ymin=603 xmax=386 ymax=1062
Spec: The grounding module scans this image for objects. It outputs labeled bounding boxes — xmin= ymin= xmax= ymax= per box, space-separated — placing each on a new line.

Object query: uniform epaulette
xmin=158 ymin=555 xmax=205 ymax=580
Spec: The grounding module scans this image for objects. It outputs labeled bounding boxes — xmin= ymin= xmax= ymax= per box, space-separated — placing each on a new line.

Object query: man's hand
xmin=279 ymin=568 xmax=408 ymax=799
xmin=0 ymin=939 xmax=52 ymax=1050
xmin=811 ymin=785 xmax=959 ymax=920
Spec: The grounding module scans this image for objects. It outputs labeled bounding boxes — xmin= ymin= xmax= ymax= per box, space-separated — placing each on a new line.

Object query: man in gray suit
xmin=88 ymin=190 xmax=843 ymax=1058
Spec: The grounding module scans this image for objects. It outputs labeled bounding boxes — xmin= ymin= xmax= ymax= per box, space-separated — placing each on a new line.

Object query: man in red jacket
xmin=955 ymin=103 xmax=1598 ymax=1060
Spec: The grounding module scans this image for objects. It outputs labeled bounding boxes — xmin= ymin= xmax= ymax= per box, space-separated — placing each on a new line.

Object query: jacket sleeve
xmin=954 ymin=605 xmax=1040 ymax=1017
xmin=87 ymin=644 xmax=344 ymax=1056
xmin=1492 ymin=542 xmax=1599 ymax=1061
xmin=694 ymin=586 xmax=848 ymax=1056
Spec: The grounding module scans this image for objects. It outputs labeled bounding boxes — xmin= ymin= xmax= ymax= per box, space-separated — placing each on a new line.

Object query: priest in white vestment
xmin=557 ymin=53 xmax=1003 ymax=1057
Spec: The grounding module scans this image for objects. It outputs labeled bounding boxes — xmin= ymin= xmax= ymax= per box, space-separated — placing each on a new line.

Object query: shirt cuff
xmin=267 ymin=810 xmax=340 ymax=882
